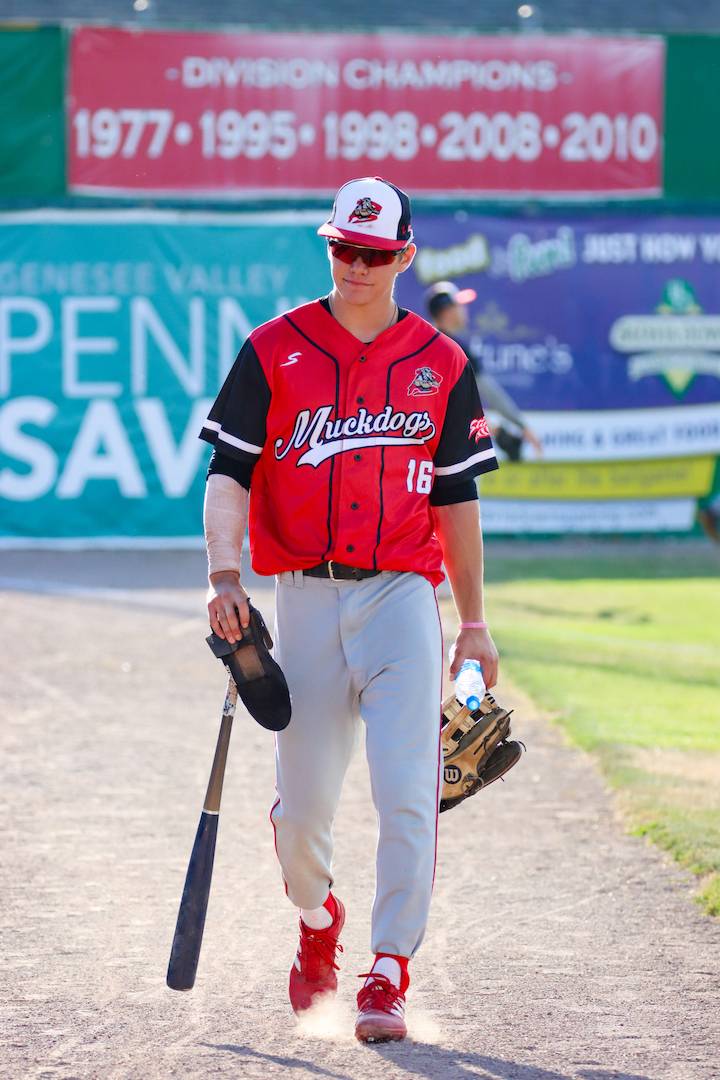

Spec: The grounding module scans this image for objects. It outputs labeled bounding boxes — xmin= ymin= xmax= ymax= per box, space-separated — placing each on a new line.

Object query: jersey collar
xmin=317 ymin=296 xmax=414 ymax=354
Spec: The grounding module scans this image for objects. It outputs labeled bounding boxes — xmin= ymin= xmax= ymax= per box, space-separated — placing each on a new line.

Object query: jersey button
xmin=359 ymin=355 xmax=367 ymax=363
xmin=357 ymin=396 xmax=365 ymax=404
xmin=353 ymin=454 xmax=362 ymax=461
xmin=346 ymin=544 xmax=355 ymax=553
xmin=351 ymin=502 xmax=359 ymax=510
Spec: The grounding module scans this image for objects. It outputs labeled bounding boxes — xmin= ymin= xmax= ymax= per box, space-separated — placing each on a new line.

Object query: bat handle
xmin=203 ymin=675 xmax=237 ymax=814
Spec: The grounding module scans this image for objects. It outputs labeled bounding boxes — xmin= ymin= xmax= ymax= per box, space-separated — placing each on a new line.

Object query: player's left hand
xmin=448 ymin=627 xmax=499 ymax=688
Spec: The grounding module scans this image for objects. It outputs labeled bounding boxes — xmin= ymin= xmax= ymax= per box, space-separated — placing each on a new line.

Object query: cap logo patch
xmin=349 ymin=197 xmax=382 ymax=224
xmin=469 ymin=417 xmax=491 ymax=442
xmin=408 ymin=366 xmax=443 ymax=397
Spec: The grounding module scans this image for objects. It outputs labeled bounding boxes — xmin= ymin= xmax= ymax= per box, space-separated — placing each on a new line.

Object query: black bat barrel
xmin=166 ymin=810 xmax=219 ymax=991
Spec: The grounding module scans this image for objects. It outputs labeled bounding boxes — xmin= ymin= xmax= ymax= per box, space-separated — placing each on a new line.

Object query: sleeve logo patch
xmin=469 ymin=417 xmax=491 ymax=442
xmin=349 ymin=197 xmax=382 ymax=223
xmin=408 ymin=366 xmax=443 ymax=397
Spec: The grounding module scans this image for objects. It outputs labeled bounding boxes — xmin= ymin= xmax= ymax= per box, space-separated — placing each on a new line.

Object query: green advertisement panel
xmin=0 ymin=27 xmax=65 ymax=197
xmin=0 ymin=211 xmax=328 ymax=541
xmin=664 ymin=35 xmax=720 ymax=201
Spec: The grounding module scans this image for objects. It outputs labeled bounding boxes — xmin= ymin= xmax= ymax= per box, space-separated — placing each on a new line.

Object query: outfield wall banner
xmin=0 ymin=211 xmax=328 ymax=542
xmin=67 ymin=29 xmax=663 ymax=198
xmin=480 ymin=498 xmax=697 ymax=534
xmin=400 ymin=214 xmax=720 ymax=420
xmin=398 ymin=212 xmax=720 ymax=533
xmin=1 ymin=211 xmax=718 ymax=543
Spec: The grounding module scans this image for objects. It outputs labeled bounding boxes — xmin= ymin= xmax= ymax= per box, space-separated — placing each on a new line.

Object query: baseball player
xmin=200 ymin=177 xmax=499 ymax=1043
xmin=425 ymin=281 xmax=543 ymax=460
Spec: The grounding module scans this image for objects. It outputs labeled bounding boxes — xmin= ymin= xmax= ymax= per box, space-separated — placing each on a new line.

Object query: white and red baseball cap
xmin=318 ymin=176 xmax=414 ymax=251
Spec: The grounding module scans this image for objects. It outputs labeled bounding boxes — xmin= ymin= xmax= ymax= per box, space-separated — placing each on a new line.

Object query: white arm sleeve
xmin=203 ymin=473 xmax=249 ymax=578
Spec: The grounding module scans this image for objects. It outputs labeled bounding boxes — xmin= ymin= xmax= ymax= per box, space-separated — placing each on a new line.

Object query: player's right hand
xmin=208 ymin=572 xmax=250 ymax=643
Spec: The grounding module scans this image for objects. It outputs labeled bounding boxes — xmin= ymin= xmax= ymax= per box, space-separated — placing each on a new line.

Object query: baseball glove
xmin=440 ymin=689 xmax=523 ymax=812
xmin=493 ymin=425 xmax=524 ymax=462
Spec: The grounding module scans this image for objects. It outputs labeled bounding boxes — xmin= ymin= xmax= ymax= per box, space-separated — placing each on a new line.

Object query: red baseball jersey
xmin=200 ymin=299 xmax=498 ymax=586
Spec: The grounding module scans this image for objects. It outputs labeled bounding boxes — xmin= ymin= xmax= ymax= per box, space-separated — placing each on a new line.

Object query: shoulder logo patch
xmin=349 ymin=197 xmax=382 ymax=224
xmin=408 ymin=366 xmax=443 ymax=397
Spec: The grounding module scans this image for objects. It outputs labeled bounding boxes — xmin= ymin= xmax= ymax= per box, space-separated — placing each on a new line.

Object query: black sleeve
xmin=198 ymin=338 xmax=270 ymax=463
xmin=429 ymin=478 xmax=478 ymax=506
xmin=207 ymin=448 xmax=254 ymax=491
xmin=432 ymin=363 xmax=498 ymax=488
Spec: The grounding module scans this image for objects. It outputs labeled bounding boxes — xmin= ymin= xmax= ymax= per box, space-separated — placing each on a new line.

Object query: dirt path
xmin=2 ymin=552 xmax=718 ymax=1080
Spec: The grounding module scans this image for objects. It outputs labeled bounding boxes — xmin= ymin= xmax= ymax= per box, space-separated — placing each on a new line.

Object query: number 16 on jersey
xmin=407 ymin=459 xmax=433 ymax=494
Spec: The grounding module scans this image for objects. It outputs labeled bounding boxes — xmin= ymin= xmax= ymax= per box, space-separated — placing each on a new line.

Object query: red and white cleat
xmin=288 ymin=895 xmax=345 ymax=1014
xmin=355 ymin=972 xmax=407 ymax=1043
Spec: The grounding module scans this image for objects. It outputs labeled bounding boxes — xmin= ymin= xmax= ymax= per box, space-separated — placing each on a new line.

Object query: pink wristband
xmin=460 ymin=621 xmax=487 ymax=630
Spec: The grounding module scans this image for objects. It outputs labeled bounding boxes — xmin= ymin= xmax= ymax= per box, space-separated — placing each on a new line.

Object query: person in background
xmin=425 ymin=281 xmax=543 ymax=461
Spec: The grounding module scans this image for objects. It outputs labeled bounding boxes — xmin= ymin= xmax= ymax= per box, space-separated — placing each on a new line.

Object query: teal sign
xmin=0 ymin=212 xmax=328 ymax=541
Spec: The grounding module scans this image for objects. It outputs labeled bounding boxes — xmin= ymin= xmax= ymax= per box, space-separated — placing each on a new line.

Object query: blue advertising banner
xmin=397 ymin=213 xmax=720 ymax=532
xmin=0 ymin=211 xmax=329 ymax=542
xmin=398 ymin=214 xmax=720 ymax=413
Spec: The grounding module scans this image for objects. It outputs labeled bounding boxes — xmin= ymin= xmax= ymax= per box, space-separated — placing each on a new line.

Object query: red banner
xmin=68 ymin=29 xmax=664 ymax=197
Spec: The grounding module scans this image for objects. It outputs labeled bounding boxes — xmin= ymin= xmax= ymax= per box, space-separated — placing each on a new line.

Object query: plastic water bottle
xmin=454 ymin=659 xmax=485 ymax=711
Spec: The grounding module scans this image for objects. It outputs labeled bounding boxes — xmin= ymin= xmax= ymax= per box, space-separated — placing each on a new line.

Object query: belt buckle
xmin=327 ymin=560 xmax=338 ymax=581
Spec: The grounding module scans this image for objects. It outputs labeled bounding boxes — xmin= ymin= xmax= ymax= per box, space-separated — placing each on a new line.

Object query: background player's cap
xmin=425 ymin=281 xmax=478 ymax=317
xmin=318 ymin=177 xmax=413 ymax=251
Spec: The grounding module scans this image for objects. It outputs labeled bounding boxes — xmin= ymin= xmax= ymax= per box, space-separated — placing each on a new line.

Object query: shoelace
xmin=298 ymin=923 xmax=344 ymax=977
xmin=356 ymin=972 xmax=405 ymax=1011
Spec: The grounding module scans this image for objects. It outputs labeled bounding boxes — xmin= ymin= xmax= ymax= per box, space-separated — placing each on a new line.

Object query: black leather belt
xmin=303 ymin=561 xmax=381 ymax=581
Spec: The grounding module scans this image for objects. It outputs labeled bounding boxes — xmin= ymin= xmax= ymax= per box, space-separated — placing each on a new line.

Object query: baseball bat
xmin=166 ymin=675 xmax=238 ymax=991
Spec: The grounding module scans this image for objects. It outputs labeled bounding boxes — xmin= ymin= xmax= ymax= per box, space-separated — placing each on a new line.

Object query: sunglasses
xmin=328 ymin=240 xmax=407 ymax=268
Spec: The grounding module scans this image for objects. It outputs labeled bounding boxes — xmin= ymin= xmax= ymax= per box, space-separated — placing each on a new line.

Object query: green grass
xmin=697 ymin=876 xmax=720 ymax=917
xmin=483 ymin=541 xmax=720 ymax=915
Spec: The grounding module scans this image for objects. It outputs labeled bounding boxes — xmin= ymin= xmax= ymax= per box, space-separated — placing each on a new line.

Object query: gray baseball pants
xmin=270 ymin=569 xmax=443 ymax=959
